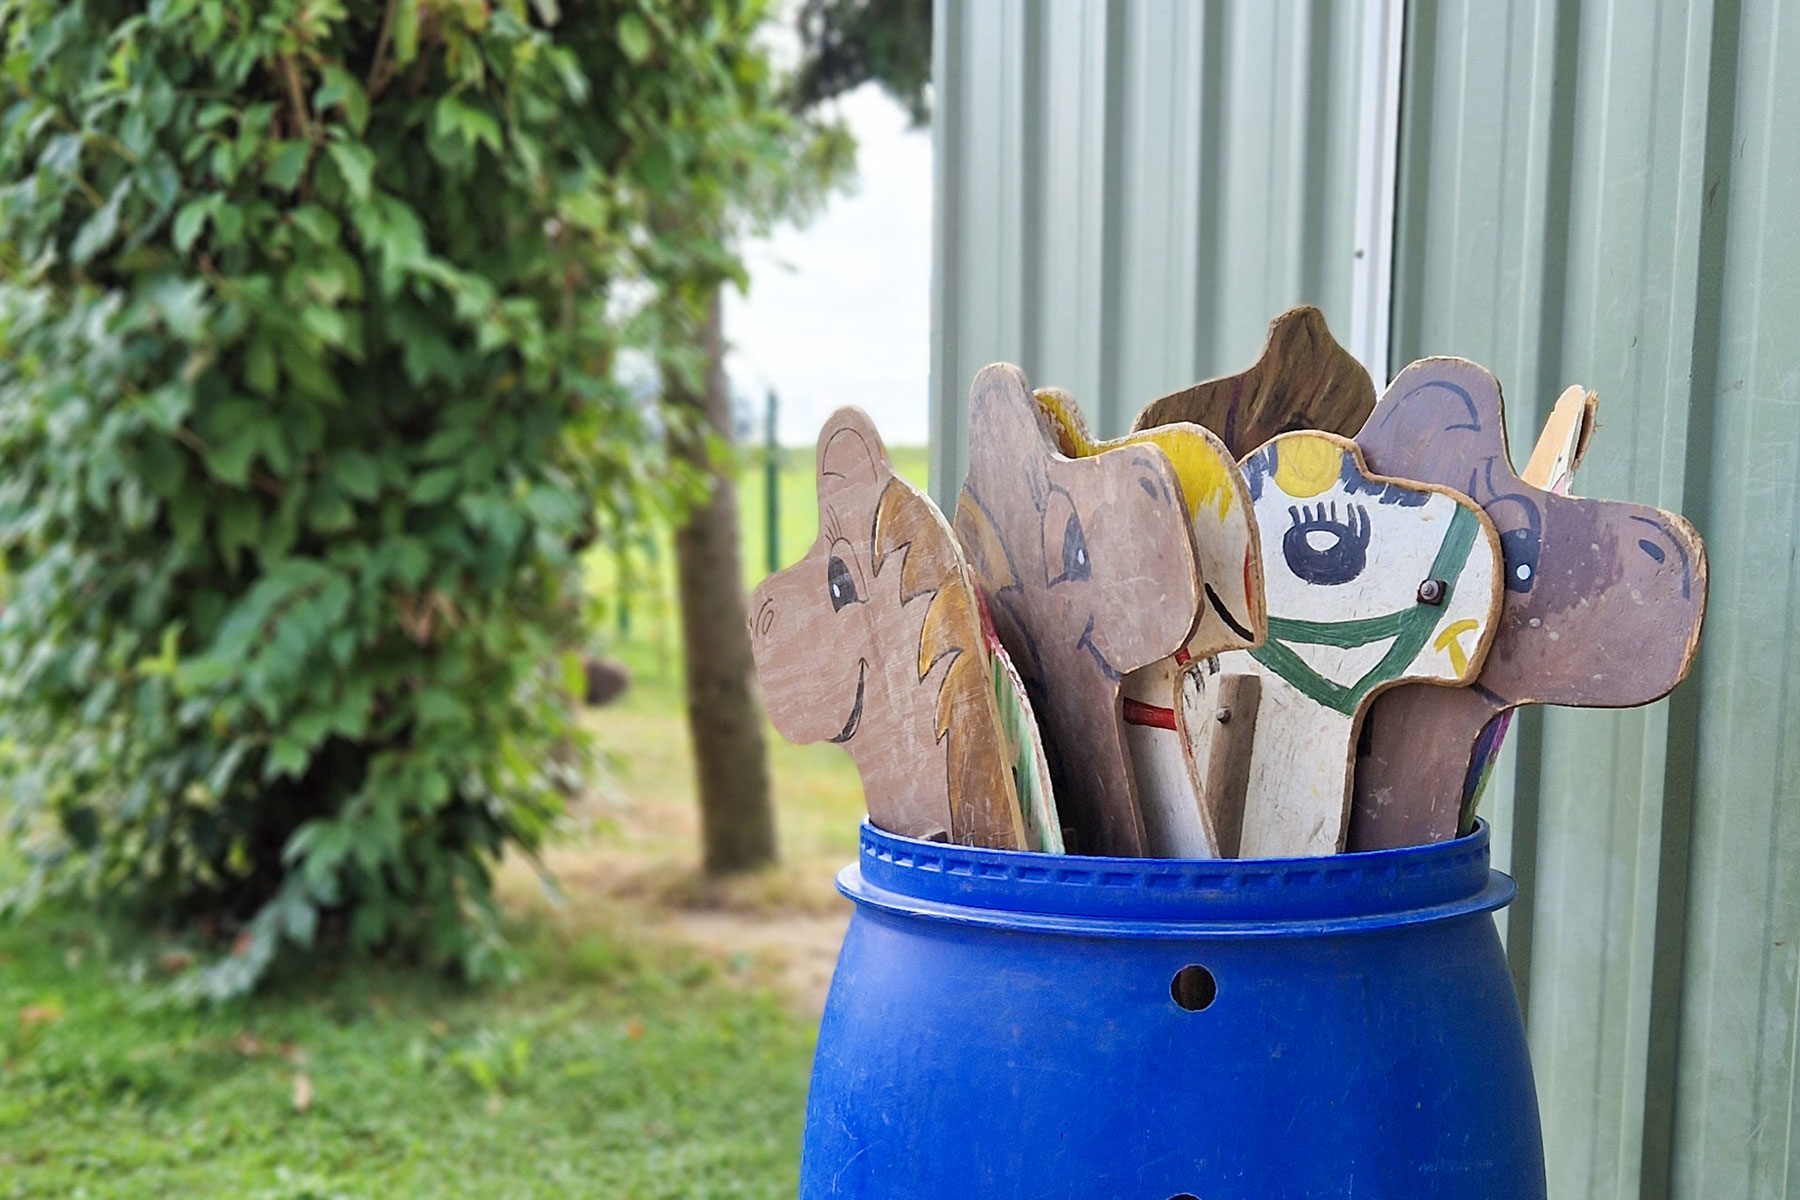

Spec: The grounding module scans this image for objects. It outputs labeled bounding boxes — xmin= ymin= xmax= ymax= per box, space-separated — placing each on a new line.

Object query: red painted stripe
xmin=1121 ymin=698 xmax=1178 ymax=730
xmin=1173 ymin=647 xmax=1192 ymax=666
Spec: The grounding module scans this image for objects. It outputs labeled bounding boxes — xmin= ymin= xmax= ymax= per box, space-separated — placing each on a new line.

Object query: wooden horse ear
xmin=1132 ymin=306 xmax=1375 ymax=459
xmin=816 ymin=406 xmax=890 ymax=498
xmin=966 ymin=364 xmax=1056 ymax=501
xmin=1522 ymin=385 xmax=1599 ymax=492
xmin=1357 ymin=358 xmax=1513 ymax=484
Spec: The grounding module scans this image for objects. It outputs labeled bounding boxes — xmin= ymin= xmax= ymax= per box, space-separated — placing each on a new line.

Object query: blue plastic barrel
xmin=799 ymin=820 xmax=1544 ymax=1199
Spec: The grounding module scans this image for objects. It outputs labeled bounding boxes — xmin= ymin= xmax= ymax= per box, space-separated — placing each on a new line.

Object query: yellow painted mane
xmin=871 ymin=480 xmax=1016 ymax=834
xmin=1035 ymin=387 xmax=1237 ymax=524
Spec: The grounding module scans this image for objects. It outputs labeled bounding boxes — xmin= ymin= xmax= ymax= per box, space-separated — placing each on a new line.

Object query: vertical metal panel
xmin=1667 ymin=4 xmax=1800 ymax=1197
xmin=933 ymin=1 xmax=1799 ymax=1197
xmin=930 ymin=0 xmax=1368 ymax=509
xmin=1348 ymin=0 xmax=1407 ymax=375
xmin=1392 ymin=0 xmax=1798 ymax=1196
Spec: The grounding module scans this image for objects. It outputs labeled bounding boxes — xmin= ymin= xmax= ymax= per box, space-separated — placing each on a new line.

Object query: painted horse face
xmin=1357 ymin=359 xmax=1707 ymax=707
xmin=957 ymin=366 xmax=1200 ymax=689
xmin=1039 ymin=388 xmax=1263 ymax=657
xmin=1225 ymin=431 xmax=1502 ymax=858
xmin=954 ymin=363 xmax=1201 ymax=855
xmin=751 ymin=406 xmax=1034 ymax=849
xmin=1242 ymin=431 xmax=1501 ymax=700
xmin=1029 ymin=387 xmax=1263 ymax=859
xmin=750 ymin=407 xmax=899 ymax=747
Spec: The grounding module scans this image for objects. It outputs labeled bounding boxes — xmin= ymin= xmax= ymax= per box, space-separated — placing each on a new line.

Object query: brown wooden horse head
xmin=751 ymin=406 xmax=1027 ymax=847
xmin=955 ymin=364 xmax=1201 ymax=855
xmin=1357 ymin=358 xmax=1705 ymax=708
xmin=1349 ymin=358 xmax=1708 ymax=849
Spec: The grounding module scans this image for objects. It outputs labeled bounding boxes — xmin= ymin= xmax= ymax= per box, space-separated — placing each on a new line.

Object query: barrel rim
xmin=838 ymin=819 xmax=1514 ymax=934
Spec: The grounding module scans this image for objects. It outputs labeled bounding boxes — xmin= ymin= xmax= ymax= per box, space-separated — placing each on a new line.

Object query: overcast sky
xmin=723 ymin=86 xmax=932 ymax=448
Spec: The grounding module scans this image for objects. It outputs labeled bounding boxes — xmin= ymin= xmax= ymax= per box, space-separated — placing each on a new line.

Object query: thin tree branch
xmin=366 ymin=0 xmax=400 ymax=98
xmin=279 ymin=55 xmax=313 ymax=143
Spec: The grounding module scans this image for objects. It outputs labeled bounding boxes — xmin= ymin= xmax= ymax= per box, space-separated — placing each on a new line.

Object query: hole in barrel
xmin=1170 ymin=965 xmax=1216 ymax=1012
xmin=1167 ymin=1194 xmax=1201 ymax=1200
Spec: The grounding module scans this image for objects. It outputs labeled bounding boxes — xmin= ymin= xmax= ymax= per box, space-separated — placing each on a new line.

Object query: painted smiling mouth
xmin=829 ymin=659 xmax=867 ymax=743
xmin=1206 ymin=583 xmax=1257 ymax=641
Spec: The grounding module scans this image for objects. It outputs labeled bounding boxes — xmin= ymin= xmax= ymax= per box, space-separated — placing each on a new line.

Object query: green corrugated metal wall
xmin=929 ymin=2 xmax=1799 ymax=1196
xmin=929 ymin=0 xmax=1367 ymax=491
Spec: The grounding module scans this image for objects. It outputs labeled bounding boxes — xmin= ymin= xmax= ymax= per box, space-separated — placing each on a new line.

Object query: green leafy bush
xmin=0 ymin=0 xmax=812 ymax=995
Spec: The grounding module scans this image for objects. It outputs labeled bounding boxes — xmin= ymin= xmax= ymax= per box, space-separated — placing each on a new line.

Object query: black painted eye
xmin=827 ymin=556 xmax=859 ymax=611
xmin=1639 ymin=538 xmax=1666 ymax=564
xmin=1489 ymin=494 xmax=1544 ymax=594
xmin=1501 ymin=527 xmax=1540 ymax=591
xmin=1282 ymin=503 xmax=1371 ymax=586
xmin=1040 ymin=487 xmax=1091 ymax=588
xmin=1055 ymin=511 xmax=1091 ymax=585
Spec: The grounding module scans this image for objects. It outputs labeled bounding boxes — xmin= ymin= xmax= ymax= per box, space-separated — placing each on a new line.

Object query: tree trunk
xmin=667 ymin=287 xmax=779 ymax=874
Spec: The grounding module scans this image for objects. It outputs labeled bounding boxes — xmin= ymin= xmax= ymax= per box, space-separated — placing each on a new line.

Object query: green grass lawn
xmin=0 ymin=910 xmax=812 ymax=1199
xmin=0 ymin=447 xmax=910 ymax=1198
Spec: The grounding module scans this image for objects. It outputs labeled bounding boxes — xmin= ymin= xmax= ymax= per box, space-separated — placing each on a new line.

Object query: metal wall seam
xmin=1349 ymin=0 xmax=1406 ymax=385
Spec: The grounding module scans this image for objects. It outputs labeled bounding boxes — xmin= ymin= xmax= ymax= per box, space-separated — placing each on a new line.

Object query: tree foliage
xmin=0 ymin=0 xmax=824 ymax=996
xmin=791 ymin=0 xmax=931 ymax=125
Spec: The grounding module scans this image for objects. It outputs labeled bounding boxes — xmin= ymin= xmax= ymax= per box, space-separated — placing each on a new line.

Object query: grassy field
xmin=0 ymin=908 xmax=812 ymax=1198
xmin=0 ymin=449 xmax=923 ymax=1198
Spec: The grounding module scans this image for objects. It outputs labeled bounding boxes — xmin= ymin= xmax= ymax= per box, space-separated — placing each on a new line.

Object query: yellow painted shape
xmin=1271 ymin=433 xmax=1342 ymax=499
xmin=1034 ymin=388 xmax=1088 ymax=458
xmin=1129 ymin=427 xmax=1235 ymax=522
xmin=1433 ymin=618 xmax=1481 ymax=676
xmin=1033 ymin=389 xmax=1235 ymax=522
xmin=954 ymin=494 xmax=1015 ymax=590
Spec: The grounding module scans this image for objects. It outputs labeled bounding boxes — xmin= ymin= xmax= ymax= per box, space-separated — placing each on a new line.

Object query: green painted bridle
xmin=1248 ymin=506 xmax=1481 ymax=716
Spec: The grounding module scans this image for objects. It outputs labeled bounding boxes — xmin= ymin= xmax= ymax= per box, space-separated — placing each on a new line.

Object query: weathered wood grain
xmin=1347 ymin=360 xmax=1709 ymax=851
xmin=1419 ymin=383 xmax=1599 ymax=818
xmin=1039 ymin=386 xmax=1266 ymax=858
xmin=749 ymin=406 xmax=1035 ymax=850
xmin=1219 ymin=432 xmax=1503 ymax=858
xmin=1130 ymin=306 xmax=1376 ymax=458
xmin=953 ymin=365 xmax=1203 ymax=857
xmin=1182 ymin=666 xmax=1260 ymax=857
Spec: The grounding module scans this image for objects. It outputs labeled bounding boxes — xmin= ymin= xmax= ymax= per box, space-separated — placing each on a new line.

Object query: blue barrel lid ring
xmin=839 ymin=817 xmax=1513 ymax=938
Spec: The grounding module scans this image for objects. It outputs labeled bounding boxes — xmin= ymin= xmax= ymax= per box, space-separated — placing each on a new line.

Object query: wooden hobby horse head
xmin=955 ymin=365 xmax=1202 ymax=856
xmin=1347 ymin=360 xmax=1708 ymax=850
xmin=1131 ymin=306 xmax=1377 ymax=458
xmin=1037 ymin=386 xmax=1267 ymax=857
xmin=750 ymin=407 xmax=1039 ymax=849
xmin=1217 ymin=432 xmax=1503 ymax=858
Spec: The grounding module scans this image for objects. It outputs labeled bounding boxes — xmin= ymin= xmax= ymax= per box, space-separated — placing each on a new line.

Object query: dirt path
xmin=664 ymin=908 xmax=848 ymax=1017
xmin=495 ymin=684 xmax=867 ymax=1016
xmin=499 ymin=777 xmax=858 ymax=1016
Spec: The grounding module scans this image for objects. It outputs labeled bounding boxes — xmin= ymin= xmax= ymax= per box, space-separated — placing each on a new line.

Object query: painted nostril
xmin=758 ymin=606 xmax=776 ymax=636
